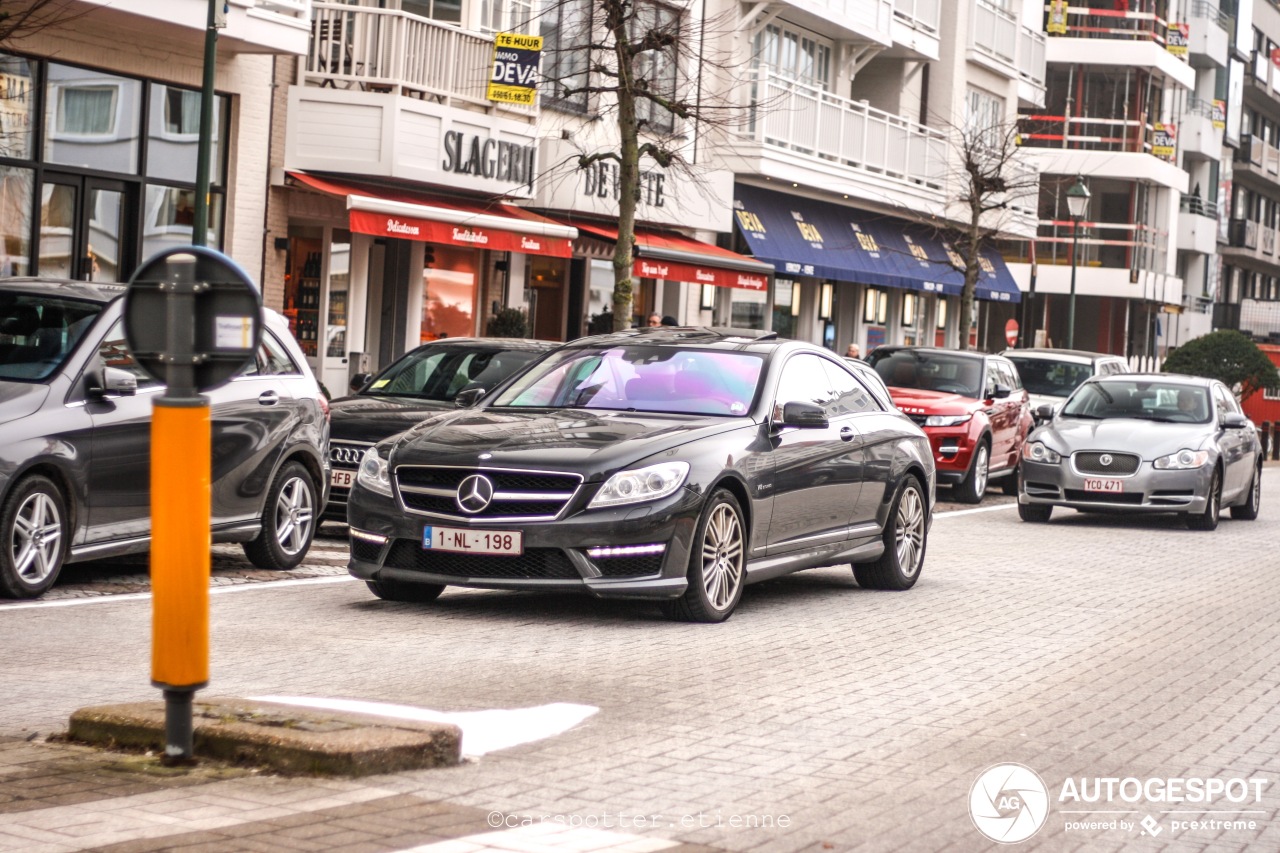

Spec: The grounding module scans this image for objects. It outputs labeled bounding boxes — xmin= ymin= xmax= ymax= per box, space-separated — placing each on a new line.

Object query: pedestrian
xmin=661 ymin=315 xmax=678 ymax=326
xmin=647 ymin=312 xmax=663 ymax=327
xmin=845 ymin=342 xmax=861 ymax=360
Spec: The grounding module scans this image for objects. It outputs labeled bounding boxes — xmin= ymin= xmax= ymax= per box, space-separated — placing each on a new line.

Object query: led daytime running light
xmin=586 ymin=543 xmax=667 ymax=558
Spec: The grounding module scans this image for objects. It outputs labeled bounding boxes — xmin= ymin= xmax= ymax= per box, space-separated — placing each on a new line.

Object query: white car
xmin=1002 ymin=348 xmax=1130 ymax=422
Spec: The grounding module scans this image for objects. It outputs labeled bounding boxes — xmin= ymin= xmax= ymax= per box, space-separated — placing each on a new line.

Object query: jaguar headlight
xmin=588 ymin=461 xmax=690 ymax=509
xmin=356 ymin=446 xmax=393 ymax=497
xmin=1153 ymin=449 xmax=1210 ymax=470
xmin=1022 ymin=441 xmax=1062 ymax=464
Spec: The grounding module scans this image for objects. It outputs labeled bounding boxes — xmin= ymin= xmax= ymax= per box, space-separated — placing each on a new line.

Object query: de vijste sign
xmin=487 ymin=32 xmax=542 ymax=105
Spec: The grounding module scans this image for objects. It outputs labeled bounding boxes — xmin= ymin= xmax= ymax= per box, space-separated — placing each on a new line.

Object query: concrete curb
xmin=68 ymin=696 xmax=462 ymax=776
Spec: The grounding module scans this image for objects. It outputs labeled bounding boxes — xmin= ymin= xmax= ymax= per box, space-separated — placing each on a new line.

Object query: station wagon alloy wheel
xmin=275 ymin=475 xmax=315 ymax=556
xmin=0 ymin=476 xmax=67 ymax=599
xmin=244 ymin=461 xmax=318 ymax=571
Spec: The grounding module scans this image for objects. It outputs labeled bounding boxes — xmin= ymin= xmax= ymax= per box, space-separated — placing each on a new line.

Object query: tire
xmin=1000 ymin=462 xmax=1020 ymax=496
xmin=0 ymin=475 xmax=68 ymax=600
xmin=662 ymin=489 xmax=746 ymax=623
xmin=243 ymin=461 xmax=318 ymax=570
xmin=366 ymin=578 xmax=446 ymax=602
xmin=1186 ymin=467 xmax=1222 ymax=531
xmin=1018 ymin=501 xmax=1052 ymax=523
xmin=853 ymin=475 xmax=928 ymax=591
xmin=1230 ymin=465 xmax=1262 ymax=521
xmin=953 ymin=441 xmax=990 ymax=505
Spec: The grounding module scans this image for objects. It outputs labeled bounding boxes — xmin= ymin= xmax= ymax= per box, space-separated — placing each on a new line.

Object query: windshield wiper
xmin=1061 ymin=413 xmax=1103 ymax=419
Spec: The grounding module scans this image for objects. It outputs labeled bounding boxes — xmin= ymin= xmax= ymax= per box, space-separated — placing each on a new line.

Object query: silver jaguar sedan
xmin=1018 ymin=374 xmax=1263 ymax=530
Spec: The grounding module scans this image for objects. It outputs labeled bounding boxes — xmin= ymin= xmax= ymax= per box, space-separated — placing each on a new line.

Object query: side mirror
xmin=349 ymin=372 xmax=373 ymax=393
xmin=779 ymin=400 xmax=828 ymax=429
xmin=1035 ymin=403 xmax=1055 ymax=421
xmin=89 ymin=366 xmax=137 ymax=398
xmin=1222 ymin=412 xmax=1249 ymax=430
xmin=454 ymin=387 xmax=486 ymax=408
xmin=988 ymin=383 xmax=1012 ymax=400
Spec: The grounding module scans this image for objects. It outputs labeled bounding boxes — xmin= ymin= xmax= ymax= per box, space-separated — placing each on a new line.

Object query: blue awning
xmin=732 ymin=184 xmax=1021 ymax=304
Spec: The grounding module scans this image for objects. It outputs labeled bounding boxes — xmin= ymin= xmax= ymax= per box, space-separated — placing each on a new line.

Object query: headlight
xmin=924 ymin=414 xmax=972 ymax=427
xmin=1153 ymin=449 xmax=1210 ymax=470
xmin=356 ymin=447 xmax=393 ymax=497
xmin=1022 ymin=441 xmax=1062 ymax=464
xmin=588 ymin=461 xmax=690 ymax=509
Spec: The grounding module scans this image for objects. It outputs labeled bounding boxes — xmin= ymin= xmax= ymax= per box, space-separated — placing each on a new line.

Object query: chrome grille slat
xmin=1072 ymin=451 xmax=1141 ymax=477
xmin=393 ymin=465 xmax=583 ymax=522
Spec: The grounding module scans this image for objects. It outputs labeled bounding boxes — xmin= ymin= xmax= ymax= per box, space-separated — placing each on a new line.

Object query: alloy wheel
xmin=700 ymin=503 xmax=744 ymax=611
xmin=11 ymin=492 xmax=61 ymax=584
xmin=973 ymin=445 xmax=989 ymax=495
xmin=275 ymin=476 xmax=315 ymax=556
xmin=894 ymin=485 xmax=926 ymax=578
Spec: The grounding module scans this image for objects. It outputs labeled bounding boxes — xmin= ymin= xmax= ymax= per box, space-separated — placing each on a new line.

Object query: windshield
xmin=1007 ymin=357 xmax=1094 ymax=398
xmin=488 ymin=346 xmax=765 ymax=416
xmin=0 ymin=293 xmax=102 ymax=382
xmin=870 ymin=350 xmax=982 ymax=399
xmin=1061 ymin=380 xmax=1212 ymax=423
xmin=363 ymin=346 xmax=542 ymax=400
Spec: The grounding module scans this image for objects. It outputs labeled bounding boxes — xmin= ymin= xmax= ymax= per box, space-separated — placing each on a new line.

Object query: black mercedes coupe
xmin=346 ymin=328 xmax=935 ymax=622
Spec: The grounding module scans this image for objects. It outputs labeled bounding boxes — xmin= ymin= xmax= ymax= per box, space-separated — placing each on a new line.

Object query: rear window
xmin=869 ymin=350 xmax=983 ymax=399
xmin=1007 ymin=356 xmax=1094 ymax=398
xmin=0 ymin=293 xmax=102 ymax=382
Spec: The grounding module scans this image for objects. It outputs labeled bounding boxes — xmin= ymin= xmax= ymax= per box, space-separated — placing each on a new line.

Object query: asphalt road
xmin=2 ymin=478 xmax=1279 ymax=851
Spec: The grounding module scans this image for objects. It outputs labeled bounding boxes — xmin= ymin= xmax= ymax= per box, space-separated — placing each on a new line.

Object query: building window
xmin=965 ymin=86 xmax=1004 ymax=149
xmin=541 ymin=0 xmax=590 ymax=112
xmin=752 ymin=23 xmax=831 ymax=90
xmin=399 ymin=0 xmax=462 ymax=24
xmin=632 ymin=0 xmax=680 ymax=133
xmin=56 ymin=85 xmax=117 ymax=136
xmin=162 ymin=86 xmax=200 ymax=136
xmin=480 ymin=0 xmax=533 ymax=33
xmin=147 ymin=83 xmax=227 ymax=184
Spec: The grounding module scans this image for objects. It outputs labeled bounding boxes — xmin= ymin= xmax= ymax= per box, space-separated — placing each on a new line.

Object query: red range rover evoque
xmin=867 ymin=346 xmax=1033 ymax=503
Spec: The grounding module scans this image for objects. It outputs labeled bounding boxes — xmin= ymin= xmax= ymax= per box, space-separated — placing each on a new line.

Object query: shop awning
xmin=572 ymin=222 xmax=773 ymax=291
xmin=287 ymin=171 xmax=577 ymax=258
xmin=732 ymin=184 xmax=1021 ymax=303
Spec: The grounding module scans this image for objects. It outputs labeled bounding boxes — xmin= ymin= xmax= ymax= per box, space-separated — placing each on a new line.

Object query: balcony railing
xmin=1031 ymin=218 xmax=1167 ymax=270
xmin=894 ymin=0 xmax=940 ymax=33
xmin=1018 ymin=25 xmax=1046 ymax=87
xmin=303 ymin=2 xmax=532 ymax=113
xmin=1180 ymin=193 xmax=1220 ymax=219
xmin=825 ymin=0 xmax=894 ymax=42
xmin=745 ymin=70 xmax=947 ymax=191
xmin=1189 ymin=0 xmax=1229 ymax=30
xmin=1019 ymin=114 xmax=1168 ymax=156
xmin=1044 ymin=0 xmax=1172 ymax=47
xmin=973 ymin=0 xmax=1017 ymax=65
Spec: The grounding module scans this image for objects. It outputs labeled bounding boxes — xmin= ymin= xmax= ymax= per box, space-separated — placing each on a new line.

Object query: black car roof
xmin=0 ymin=277 xmax=125 ymax=303
xmin=564 ymin=326 xmax=787 ymax=353
xmin=407 ymin=337 xmax=556 ymax=353
xmin=1004 ymin=347 xmax=1118 ymax=361
xmin=871 ymin=345 xmax=988 ymax=361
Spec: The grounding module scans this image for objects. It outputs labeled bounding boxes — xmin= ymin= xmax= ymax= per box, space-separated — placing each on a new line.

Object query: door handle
xmin=258 ymin=391 xmax=280 ymax=406
xmin=839 ymin=426 xmax=856 ymax=442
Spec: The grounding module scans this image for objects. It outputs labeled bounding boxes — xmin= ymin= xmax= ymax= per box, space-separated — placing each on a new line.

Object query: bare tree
xmin=939 ymin=119 xmax=1039 ymax=350
xmin=0 ymin=1 xmax=86 ymax=44
xmin=538 ymin=0 xmax=747 ymax=331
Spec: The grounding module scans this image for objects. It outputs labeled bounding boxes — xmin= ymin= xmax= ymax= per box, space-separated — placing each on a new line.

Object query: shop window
xmin=732 ymin=286 xmax=768 ymax=331
xmin=57 ymin=86 xmax=117 ymax=136
xmin=0 ymin=54 xmax=34 ymax=160
xmin=45 ymin=65 xmax=140 ymax=173
xmin=423 ymin=244 xmax=477 ymax=341
xmin=0 ymin=166 xmax=31 ymax=276
xmin=143 ymin=185 xmax=220 ymax=260
xmin=147 ymin=84 xmax=226 ymax=184
xmin=771 ymin=279 xmax=796 ymax=339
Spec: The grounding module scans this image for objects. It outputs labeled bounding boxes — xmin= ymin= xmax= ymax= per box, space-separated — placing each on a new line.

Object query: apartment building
xmin=1006 ymin=0 xmax=1229 ymax=361
xmin=0 ymin=1 xmax=305 ymax=287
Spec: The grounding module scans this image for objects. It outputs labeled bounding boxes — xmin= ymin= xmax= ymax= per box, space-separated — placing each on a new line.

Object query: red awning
xmin=287 ymin=171 xmax=576 ymax=258
xmin=573 ymin=223 xmax=772 ymax=291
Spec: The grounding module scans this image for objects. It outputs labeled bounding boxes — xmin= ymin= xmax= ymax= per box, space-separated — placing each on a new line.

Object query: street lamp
xmin=1065 ymin=176 xmax=1091 ymax=349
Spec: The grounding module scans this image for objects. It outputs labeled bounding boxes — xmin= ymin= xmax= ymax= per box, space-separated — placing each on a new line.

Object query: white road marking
xmin=252 ymin=695 xmax=599 ymax=758
xmin=0 ymin=575 xmax=355 ymax=611
xmin=935 ymin=502 xmax=1018 ymax=519
xmin=397 ymin=824 xmax=677 ymax=852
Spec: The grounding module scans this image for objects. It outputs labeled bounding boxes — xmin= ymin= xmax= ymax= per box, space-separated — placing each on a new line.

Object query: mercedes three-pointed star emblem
xmin=456 ymin=474 xmax=495 ymax=513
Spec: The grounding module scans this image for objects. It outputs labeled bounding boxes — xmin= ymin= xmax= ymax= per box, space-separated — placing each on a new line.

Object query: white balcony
xmin=780 ymin=0 xmax=894 ymax=46
xmin=891 ymin=0 xmax=940 ymax=59
xmin=1187 ymin=1 xmax=1229 ymax=69
xmin=1177 ymin=196 xmax=1219 ymax=255
xmin=1017 ymin=26 xmax=1046 ymax=108
xmin=970 ymin=0 xmax=1018 ymax=76
xmin=721 ymin=70 xmax=948 ymax=215
xmin=300 ymin=2 xmax=532 ymax=116
xmin=70 ymin=0 xmax=310 ymax=54
xmin=1180 ymin=102 xmax=1222 ymax=162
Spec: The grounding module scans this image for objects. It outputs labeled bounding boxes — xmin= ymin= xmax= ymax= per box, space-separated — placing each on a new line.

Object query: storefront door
xmin=38 ymin=173 xmax=133 ymax=282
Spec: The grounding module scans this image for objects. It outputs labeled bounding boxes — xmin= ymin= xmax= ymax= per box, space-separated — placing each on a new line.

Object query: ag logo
xmin=969 ymin=763 xmax=1049 ymax=844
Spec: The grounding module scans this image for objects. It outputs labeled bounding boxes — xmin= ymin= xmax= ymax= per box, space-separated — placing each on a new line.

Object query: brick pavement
xmin=2 ymin=474 xmax=1279 ymax=851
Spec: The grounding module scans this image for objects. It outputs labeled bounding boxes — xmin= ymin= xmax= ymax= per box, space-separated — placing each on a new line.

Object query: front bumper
xmin=346 ymin=485 xmax=703 ymax=599
xmin=922 ymin=424 xmax=979 ymax=484
xmin=1020 ymin=458 xmax=1213 ymax=514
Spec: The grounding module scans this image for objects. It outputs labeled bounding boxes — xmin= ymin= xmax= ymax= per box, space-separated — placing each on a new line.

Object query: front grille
xmin=384 ymin=539 xmax=580 ymax=579
xmin=590 ymin=554 xmax=665 ymax=578
xmin=330 ymin=441 xmax=370 ymax=470
xmin=1073 ymin=451 xmax=1141 ymax=476
xmin=350 ymin=538 xmax=384 ymax=562
xmin=394 ymin=466 xmax=582 ymax=521
xmin=1064 ymin=489 xmax=1145 ymax=505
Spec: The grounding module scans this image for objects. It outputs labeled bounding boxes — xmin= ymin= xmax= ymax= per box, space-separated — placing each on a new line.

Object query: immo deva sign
xmin=487 ymin=32 xmax=542 ymax=105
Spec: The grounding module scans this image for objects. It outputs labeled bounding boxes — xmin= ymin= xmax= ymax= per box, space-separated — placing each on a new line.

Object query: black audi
xmin=346 ymin=328 xmax=935 ymax=622
xmin=325 ymin=338 xmax=555 ymax=522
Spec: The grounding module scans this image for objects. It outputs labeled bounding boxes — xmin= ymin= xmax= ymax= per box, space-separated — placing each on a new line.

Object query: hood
xmin=1027 ymin=393 xmax=1066 ymax=415
xmin=1037 ymin=416 xmax=1214 ymax=459
xmin=888 ymin=386 xmax=980 ymax=415
xmin=330 ymin=394 xmax=456 ymax=444
xmin=389 ymin=407 xmax=752 ymax=480
xmin=0 ymin=382 xmax=49 ymax=427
